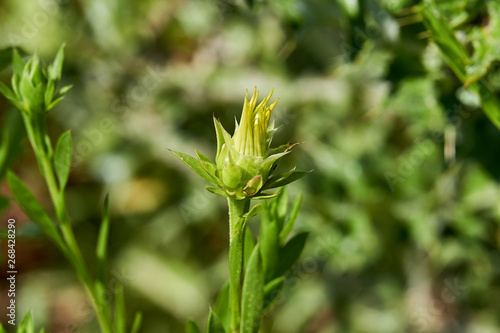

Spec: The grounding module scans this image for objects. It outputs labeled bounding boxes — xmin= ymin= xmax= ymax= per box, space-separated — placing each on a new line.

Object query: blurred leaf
xmin=186 ymin=319 xmax=201 ymax=333
xmin=0 ymin=82 xmax=17 ymax=105
xmin=262 ymin=276 xmax=284 ymax=314
xmin=279 ymin=193 xmax=303 ymax=243
xmin=0 ymin=110 xmax=25 ymax=180
xmin=276 ymin=232 xmax=309 ymax=277
xmin=263 ymin=170 xmax=311 ymax=190
xmin=54 ymin=130 xmax=72 ymax=190
xmin=275 ymin=187 xmax=288 ymax=222
xmin=96 ymin=194 xmax=110 ymax=287
xmin=207 ymin=308 xmax=225 ymax=333
xmin=46 ymin=95 xmax=65 ymax=111
xmin=12 ymin=49 xmax=25 ymax=76
xmin=244 ymin=0 xmax=255 ymax=9
xmin=243 ymin=226 xmax=255 ymax=268
xmin=421 ymin=0 xmax=500 ymax=129
xmin=58 ymin=84 xmax=72 ymax=95
xmin=214 ymin=281 xmax=231 ymax=332
xmin=260 ymin=201 xmax=280 ymax=282
xmin=130 ymin=312 xmax=142 ymax=333
xmin=48 ymin=43 xmax=65 ymax=82
xmin=240 ymin=244 xmax=264 ymax=333
xmin=20 ymin=311 xmax=34 ymax=333
xmin=465 ymin=2 xmax=500 ymax=81
xmin=7 ymin=171 xmax=63 ymax=246
xmin=0 ymin=194 xmax=9 ymax=214
xmin=115 ymin=286 xmax=126 ymax=333
xmin=0 ymin=47 xmax=13 ymax=71
xmin=94 ymin=281 xmax=108 ymax=323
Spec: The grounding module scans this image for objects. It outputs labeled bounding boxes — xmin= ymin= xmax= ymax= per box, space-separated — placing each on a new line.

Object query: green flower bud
xmin=212 ymin=87 xmax=297 ymax=199
xmin=221 ymin=151 xmax=242 ymax=190
xmin=172 ymin=87 xmax=309 ymax=200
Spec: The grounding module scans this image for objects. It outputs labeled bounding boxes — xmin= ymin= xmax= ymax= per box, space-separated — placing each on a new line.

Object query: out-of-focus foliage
xmin=0 ymin=0 xmax=499 ymax=332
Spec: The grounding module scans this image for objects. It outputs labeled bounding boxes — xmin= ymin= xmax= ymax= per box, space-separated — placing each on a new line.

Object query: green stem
xmin=23 ymin=115 xmax=113 ymax=333
xmin=227 ymin=198 xmax=249 ymax=333
xmin=228 ymin=198 xmax=247 ymax=244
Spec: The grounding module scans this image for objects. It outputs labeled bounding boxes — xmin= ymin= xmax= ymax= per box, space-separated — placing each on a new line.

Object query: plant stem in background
xmin=23 ymin=117 xmax=112 ymax=333
xmin=0 ymin=46 xmax=128 ymax=333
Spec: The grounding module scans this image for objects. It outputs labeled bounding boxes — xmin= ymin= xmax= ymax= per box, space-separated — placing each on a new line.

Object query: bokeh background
xmin=1 ymin=0 xmax=500 ymax=332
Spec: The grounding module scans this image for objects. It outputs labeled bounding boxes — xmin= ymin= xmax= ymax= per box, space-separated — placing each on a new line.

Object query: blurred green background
xmin=1 ymin=0 xmax=500 ymax=332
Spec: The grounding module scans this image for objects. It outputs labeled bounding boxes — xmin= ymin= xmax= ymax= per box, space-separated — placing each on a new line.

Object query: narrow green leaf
xmin=260 ymin=201 xmax=280 ymax=282
xmin=12 ymin=49 xmax=25 ymax=76
xmin=11 ymin=72 xmax=20 ymax=99
xmin=130 ymin=312 xmax=142 ymax=333
xmin=49 ymin=43 xmax=65 ymax=82
xmin=279 ymin=193 xmax=303 ymax=243
xmin=206 ymin=186 xmax=227 ymax=197
xmin=195 ymin=149 xmax=215 ymax=164
xmin=276 ymin=232 xmax=309 ymax=277
xmin=264 ymin=171 xmax=311 ymax=190
xmin=213 ymin=117 xmax=229 ymax=159
xmin=54 ymin=130 xmax=72 ymax=190
xmin=186 ymin=319 xmax=201 ymax=333
xmin=243 ymin=226 xmax=255 ymax=270
xmin=94 ymin=281 xmax=108 ymax=317
xmin=46 ymin=96 xmax=65 ymax=111
xmin=170 ymin=150 xmax=218 ymax=185
xmin=58 ymin=84 xmax=73 ymax=95
xmin=207 ymin=308 xmax=226 ymax=333
xmin=115 ymin=286 xmax=126 ymax=333
xmin=0 ymin=110 xmax=25 ymax=179
xmin=21 ymin=311 xmax=35 ymax=333
xmin=275 ymin=187 xmax=288 ymax=221
xmin=250 ymin=192 xmax=279 ymax=200
xmin=195 ymin=149 xmax=221 ymax=185
xmin=96 ymin=194 xmax=110 ymax=287
xmin=0 ymin=81 xmax=17 ymax=104
xmin=263 ymin=277 xmax=284 ymax=314
xmin=6 ymin=171 xmax=62 ymax=245
xmin=240 ymin=244 xmax=264 ymax=333
xmin=242 ymin=204 xmax=261 ymax=219
xmin=39 ymin=328 xmax=46 ymax=333
xmin=214 ymin=281 xmax=231 ymax=332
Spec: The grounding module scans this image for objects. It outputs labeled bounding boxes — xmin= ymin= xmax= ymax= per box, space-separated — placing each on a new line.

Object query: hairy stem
xmin=227 ymin=198 xmax=249 ymax=333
